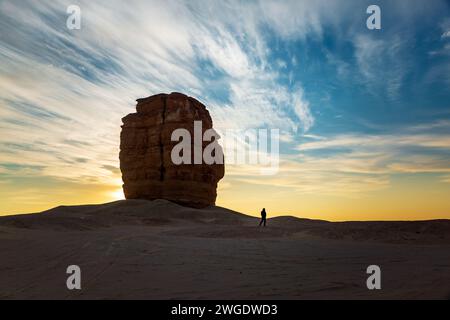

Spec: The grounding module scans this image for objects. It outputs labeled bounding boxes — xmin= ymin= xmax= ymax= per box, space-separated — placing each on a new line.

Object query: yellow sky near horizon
xmin=217 ymin=174 xmax=450 ymax=221
xmin=1 ymin=169 xmax=450 ymax=222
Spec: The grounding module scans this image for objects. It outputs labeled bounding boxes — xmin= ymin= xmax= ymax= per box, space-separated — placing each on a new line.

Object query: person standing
xmin=259 ymin=208 xmax=267 ymax=227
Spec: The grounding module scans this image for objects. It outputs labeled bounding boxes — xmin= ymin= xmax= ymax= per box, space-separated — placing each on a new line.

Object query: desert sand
xmin=0 ymin=199 xmax=449 ymax=299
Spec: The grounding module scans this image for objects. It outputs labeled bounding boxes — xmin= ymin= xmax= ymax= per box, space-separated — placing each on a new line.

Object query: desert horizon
xmin=4 ymin=200 xmax=450 ymax=223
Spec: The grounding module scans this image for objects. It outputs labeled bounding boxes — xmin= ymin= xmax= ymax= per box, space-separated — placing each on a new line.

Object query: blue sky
xmin=1 ymin=0 xmax=450 ymax=218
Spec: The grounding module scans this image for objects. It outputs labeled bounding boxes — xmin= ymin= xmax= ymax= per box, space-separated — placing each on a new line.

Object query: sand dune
xmin=0 ymin=200 xmax=449 ymax=299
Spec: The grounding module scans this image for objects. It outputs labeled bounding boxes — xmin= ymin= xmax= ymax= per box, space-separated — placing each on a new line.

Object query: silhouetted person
xmin=259 ymin=208 xmax=267 ymax=227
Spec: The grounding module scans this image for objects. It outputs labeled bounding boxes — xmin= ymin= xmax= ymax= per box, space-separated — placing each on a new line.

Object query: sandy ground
xmin=0 ymin=199 xmax=449 ymax=299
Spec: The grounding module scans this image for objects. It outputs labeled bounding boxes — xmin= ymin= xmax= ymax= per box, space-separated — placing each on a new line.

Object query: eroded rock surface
xmin=120 ymin=92 xmax=224 ymax=208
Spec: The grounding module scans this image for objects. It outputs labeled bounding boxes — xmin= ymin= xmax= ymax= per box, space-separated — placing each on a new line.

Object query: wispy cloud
xmin=298 ymin=133 xmax=450 ymax=151
xmin=223 ymin=125 xmax=450 ymax=197
xmin=225 ymin=156 xmax=391 ymax=197
xmin=0 ymin=0 xmax=319 ymax=188
xmin=353 ymin=34 xmax=409 ymax=100
xmin=296 ymin=130 xmax=450 ymax=179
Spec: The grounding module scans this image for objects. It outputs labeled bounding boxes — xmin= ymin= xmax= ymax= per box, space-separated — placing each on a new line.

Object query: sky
xmin=1 ymin=0 xmax=450 ymax=220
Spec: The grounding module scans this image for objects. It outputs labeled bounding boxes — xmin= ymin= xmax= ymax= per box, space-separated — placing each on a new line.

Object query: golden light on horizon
xmin=111 ymin=188 xmax=125 ymax=201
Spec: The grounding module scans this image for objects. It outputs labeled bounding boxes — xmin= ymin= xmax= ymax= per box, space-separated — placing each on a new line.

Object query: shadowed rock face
xmin=120 ymin=92 xmax=224 ymax=208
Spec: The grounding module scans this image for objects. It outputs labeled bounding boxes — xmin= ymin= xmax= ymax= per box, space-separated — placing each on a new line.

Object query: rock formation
xmin=119 ymin=92 xmax=224 ymax=208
